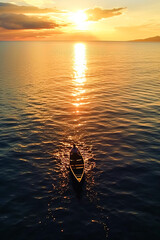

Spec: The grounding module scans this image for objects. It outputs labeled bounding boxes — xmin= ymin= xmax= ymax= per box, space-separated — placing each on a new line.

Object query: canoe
xmin=70 ymin=151 xmax=84 ymax=183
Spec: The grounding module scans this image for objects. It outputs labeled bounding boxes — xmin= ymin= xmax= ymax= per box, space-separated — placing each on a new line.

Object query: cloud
xmin=85 ymin=7 xmax=126 ymax=21
xmin=58 ymin=31 xmax=98 ymax=41
xmin=0 ymin=13 xmax=60 ymax=29
xmin=0 ymin=2 xmax=60 ymax=14
xmin=0 ymin=28 xmax=98 ymax=41
xmin=115 ymin=24 xmax=160 ymax=40
xmin=115 ymin=23 xmax=160 ymax=32
xmin=115 ymin=24 xmax=153 ymax=36
xmin=0 ymin=27 xmax=63 ymax=40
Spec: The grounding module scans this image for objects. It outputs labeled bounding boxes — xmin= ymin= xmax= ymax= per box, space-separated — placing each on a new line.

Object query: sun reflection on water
xmin=74 ymin=43 xmax=87 ymax=86
xmin=72 ymin=43 xmax=87 ymax=112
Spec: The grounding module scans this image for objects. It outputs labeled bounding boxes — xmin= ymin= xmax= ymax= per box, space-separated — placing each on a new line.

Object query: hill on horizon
xmin=131 ymin=36 xmax=160 ymax=42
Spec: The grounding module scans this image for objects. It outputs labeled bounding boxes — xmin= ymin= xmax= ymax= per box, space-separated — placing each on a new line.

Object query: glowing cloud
xmin=0 ymin=13 xmax=59 ymax=29
xmin=85 ymin=7 xmax=126 ymax=21
xmin=0 ymin=2 xmax=60 ymax=13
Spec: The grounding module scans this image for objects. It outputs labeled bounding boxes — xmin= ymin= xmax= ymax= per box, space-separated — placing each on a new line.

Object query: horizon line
xmin=0 ymin=40 xmax=160 ymax=43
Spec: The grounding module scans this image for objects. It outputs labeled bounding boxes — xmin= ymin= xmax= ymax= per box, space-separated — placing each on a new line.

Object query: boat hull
xmin=70 ymin=152 xmax=84 ymax=183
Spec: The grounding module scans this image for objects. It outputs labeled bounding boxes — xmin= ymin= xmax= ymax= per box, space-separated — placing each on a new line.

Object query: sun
xmin=69 ymin=10 xmax=88 ymax=30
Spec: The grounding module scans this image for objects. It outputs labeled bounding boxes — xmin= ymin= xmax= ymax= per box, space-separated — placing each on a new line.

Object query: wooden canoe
xmin=70 ymin=151 xmax=84 ymax=183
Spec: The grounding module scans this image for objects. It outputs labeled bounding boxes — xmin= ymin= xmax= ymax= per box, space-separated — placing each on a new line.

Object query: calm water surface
xmin=0 ymin=42 xmax=160 ymax=240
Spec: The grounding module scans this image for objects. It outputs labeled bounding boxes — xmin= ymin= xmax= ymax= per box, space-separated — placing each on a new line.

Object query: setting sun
xmin=69 ymin=10 xmax=88 ymax=30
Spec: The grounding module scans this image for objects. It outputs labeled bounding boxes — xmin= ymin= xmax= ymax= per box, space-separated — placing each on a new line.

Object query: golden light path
xmin=73 ymin=43 xmax=87 ymax=109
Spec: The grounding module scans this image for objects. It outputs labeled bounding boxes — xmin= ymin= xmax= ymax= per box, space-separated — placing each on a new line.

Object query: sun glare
xmin=69 ymin=10 xmax=88 ymax=30
xmin=72 ymin=43 xmax=87 ymax=109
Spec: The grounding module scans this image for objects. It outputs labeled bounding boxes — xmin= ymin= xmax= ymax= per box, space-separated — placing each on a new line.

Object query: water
xmin=0 ymin=41 xmax=160 ymax=240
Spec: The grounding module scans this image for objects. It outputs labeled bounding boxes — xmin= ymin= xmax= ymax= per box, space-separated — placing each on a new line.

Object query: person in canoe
xmin=70 ymin=144 xmax=81 ymax=160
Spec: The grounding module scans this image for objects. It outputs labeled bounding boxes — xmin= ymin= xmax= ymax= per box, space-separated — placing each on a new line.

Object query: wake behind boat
xmin=70 ymin=145 xmax=84 ymax=183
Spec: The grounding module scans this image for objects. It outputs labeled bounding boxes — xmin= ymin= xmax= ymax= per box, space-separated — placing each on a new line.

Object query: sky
xmin=0 ymin=0 xmax=159 ymax=41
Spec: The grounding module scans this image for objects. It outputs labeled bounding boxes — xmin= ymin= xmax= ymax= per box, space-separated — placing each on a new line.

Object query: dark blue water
xmin=0 ymin=41 xmax=160 ymax=240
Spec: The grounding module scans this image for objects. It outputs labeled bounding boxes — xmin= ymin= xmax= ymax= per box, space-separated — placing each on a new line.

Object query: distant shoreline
xmin=130 ymin=36 xmax=160 ymax=42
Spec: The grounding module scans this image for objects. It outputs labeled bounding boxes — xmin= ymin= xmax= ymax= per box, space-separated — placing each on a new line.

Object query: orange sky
xmin=0 ymin=0 xmax=159 ymax=41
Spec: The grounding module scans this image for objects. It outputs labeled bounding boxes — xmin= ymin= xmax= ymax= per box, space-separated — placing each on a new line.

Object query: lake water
xmin=0 ymin=41 xmax=160 ymax=240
